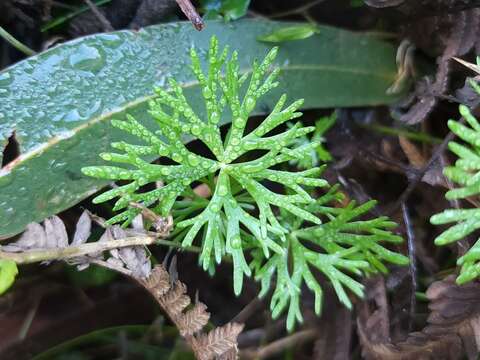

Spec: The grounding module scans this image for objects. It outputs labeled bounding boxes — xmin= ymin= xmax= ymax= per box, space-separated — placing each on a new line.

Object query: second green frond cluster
xmin=431 ymin=89 xmax=480 ymax=284
xmin=82 ymin=36 xmax=408 ymax=330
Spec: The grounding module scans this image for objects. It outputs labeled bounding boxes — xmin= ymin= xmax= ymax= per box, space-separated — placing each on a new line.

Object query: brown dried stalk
xmin=140 ymin=265 xmax=243 ymax=360
xmin=175 ymin=0 xmax=204 ymax=30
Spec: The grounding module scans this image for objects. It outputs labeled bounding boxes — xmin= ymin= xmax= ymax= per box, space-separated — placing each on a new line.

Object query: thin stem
xmin=89 ymin=258 xmax=133 ymax=276
xmin=0 ymin=27 xmax=35 ymax=56
xmin=268 ymin=0 xmax=327 ymax=18
xmin=41 ymin=0 xmax=113 ymax=32
xmin=175 ymin=0 xmax=204 ymax=31
xmin=156 ymin=239 xmax=201 ymax=253
xmin=359 ymin=123 xmax=442 ymax=145
xmin=243 ymin=328 xmax=316 ymax=359
xmin=0 ymin=235 xmax=202 ymax=264
xmin=83 ymin=0 xmax=114 ymax=31
xmin=0 ymin=236 xmax=157 ymax=264
xmin=401 ymin=202 xmax=417 ymax=332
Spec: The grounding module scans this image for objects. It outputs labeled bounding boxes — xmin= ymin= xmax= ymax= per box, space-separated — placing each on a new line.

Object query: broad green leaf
xmin=0 ymin=259 xmax=18 ymax=294
xmin=257 ymin=24 xmax=320 ymax=43
xmin=0 ymin=20 xmax=402 ymax=238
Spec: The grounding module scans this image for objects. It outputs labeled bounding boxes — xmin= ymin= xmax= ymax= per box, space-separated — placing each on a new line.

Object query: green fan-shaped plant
xmin=83 ymin=36 xmax=326 ymax=282
xmin=251 ymin=186 xmax=408 ymax=330
xmin=83 ymin=36 xmax=408 ymax=329
xmin=431 ymin=98 xmax=480 ymax=284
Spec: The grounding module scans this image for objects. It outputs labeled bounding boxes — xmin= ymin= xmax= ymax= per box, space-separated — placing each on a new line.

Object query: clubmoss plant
xmin=83 ymin=36 xmax=408 ymax=330
xmin=431 ymin=90 xmax=480 ymax=284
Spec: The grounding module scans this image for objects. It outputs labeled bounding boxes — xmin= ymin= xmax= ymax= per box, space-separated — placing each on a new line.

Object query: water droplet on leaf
xmin=68 ymin=44 xmax=105 ymax=73
xmin=231 ymin=235 xmax=242 ymax=249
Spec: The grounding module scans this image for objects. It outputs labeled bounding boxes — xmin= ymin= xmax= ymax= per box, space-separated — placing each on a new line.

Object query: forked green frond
xmin=251 ymin=194 xmax=408 ymax=330
xmin=82 ymin=35 xmax=327 ymax=281
xmin=431 ymin=94 xmax=480 ymax=284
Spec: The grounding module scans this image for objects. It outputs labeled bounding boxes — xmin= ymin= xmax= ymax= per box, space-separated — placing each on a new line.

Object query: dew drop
xmin=202 ymin=87 xmax=212 ymax=99
xmin=210 ymin=111 xmax=220 ymax=123
xmin=63 ymin=109 xmax=83 ymax=122
xmin=161 ymin=167 xmax=171 ymax=176
xmin=68 ymin=44 xmax=105 ymax=73
xmin=231 ymin=235 xmax=242 ymax=249
xmin=191 ymin=125 xmax=201 ymax=136
xmin=100 ymin=153 xmax=112 ymax=161
xmin=218 ymin=185 xmax=228 ymax=196
xmin=184 ymin=108 xmax=193 ymax=118
xmin=204 ymin=132 xmax=213 ymax=143
xmin=245 ymin=97 xmax=256 ymax=112
xmin=188 ymin=154 xmax=200 ymax=166
xmin=234 ymin=118 xmax=245 ymax=128
xmin=243 ymin=140 xmax=257 ymax=151
xmin=172 ymin=153 xmax=183 ymax=163
xmin=0 ymin=72 xmax=13 ymax=86
xmin=243 ymin=163 xmax=263 ymax=173
xmin=98 ymin=33 xmax=123 ymax=48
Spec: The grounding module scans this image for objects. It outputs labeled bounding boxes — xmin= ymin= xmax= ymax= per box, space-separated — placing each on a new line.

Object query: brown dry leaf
xmin=358 ymin=276 xmax=480 ymax=360
xmin=109 ymin=224 xmax=151 ymax=278
xmin=2 ymin=215 xmax=68 ymax=252
xmin=142 ymin=263 xmax=171 ymax=297
xmin=399 ymin=136 xmax=446 ymax=187
xmin=192 ymin=323 xmax=244 ymax=360
xmin=455 ymin=76 xmax=480 ymax=108
xmin=71 ymin=210 xmax=92 ymax=246
xmin=218 ymin=348 xmax=239 ymax=360
xmin=1 ymin=212 xmax=156 ymax=275
xmin=399 ymin=136 xmax=425 ymax=169
xmin=44 ymin=216 xmax=68 ymax=248
xmin=1 ymin=222 xmax=46 ymax=252
xmin=159 ymin=281 xmax=191 ymax=316
xmin=141 ymin=265 xmax=243 ymax=360
xmin=177 ymin=302 xmax=210 ymax=337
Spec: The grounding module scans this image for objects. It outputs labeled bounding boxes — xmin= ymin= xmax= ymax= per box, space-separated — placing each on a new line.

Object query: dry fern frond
xmin=191 ymin=323 xmax=244 ymax=360
xmin=178 ymin=302 xmax=210 ymax=337
xmin=141 ymin=265 xmax=243 ymax=360
xmin=159 ymin=281 xmax=192 ymax=316
xmin=358 ymin=276 xmax=480 ymax=360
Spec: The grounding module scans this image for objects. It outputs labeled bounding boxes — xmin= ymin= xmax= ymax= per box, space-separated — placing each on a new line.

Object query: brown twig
xmin=242 ymin=328 xmax=316 ymax=359
xmin=401 ymin=202 xmax=417 ymax=332
xmin=83 ymin=0 xmax=114 ymax=32
xmin=175 ymin=0 xmax=204 ymax=31
xmin=232 ymin=297 xmax=264 ymax=324
xmin=267 ymin=0 xmax=327 ymax=18
xmin=0 ymin=236 xmax=157 ymax=264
